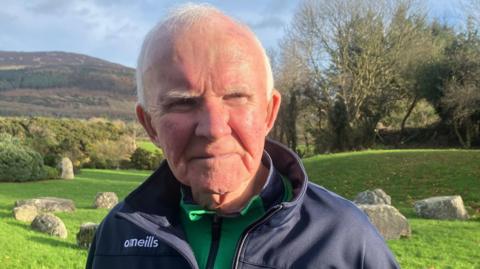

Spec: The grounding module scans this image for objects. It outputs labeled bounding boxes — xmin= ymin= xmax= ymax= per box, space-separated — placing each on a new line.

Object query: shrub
xmin=0 ymin=117 xmax=136 ymax=169
xmin=129 ymin=147 xmax=163 ymax=170
xmin=86 ymin=135 xmax=135 ymax=169
xmin=43 ymin=153 xmax=60 ymax=167
xmin=44 ymin=166 xmax=60 ymax=179
xmin=0 ymin=133 xmax=47 ymax=182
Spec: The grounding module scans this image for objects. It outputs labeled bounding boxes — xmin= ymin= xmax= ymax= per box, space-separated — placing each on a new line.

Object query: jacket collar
xmin=264 ymin=139 xmax=309 ymax=205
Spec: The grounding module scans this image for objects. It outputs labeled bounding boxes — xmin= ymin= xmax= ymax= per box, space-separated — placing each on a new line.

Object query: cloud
xmin=0 ymin=0 xmax=293 ymax=66
xmin=27 ymin=0 xmax=72 ymax=16
xmin=248 ymin=16 xmax=286 ymax=30
xmin=265 ymin=0 xmax=292 ymax=14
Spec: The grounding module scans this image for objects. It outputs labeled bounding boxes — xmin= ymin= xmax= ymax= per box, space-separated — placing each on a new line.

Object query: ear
xmin=136 ymin=103 xmax=159 ymax=144
xmin=265 ymin=89 xmax=281 ymax=134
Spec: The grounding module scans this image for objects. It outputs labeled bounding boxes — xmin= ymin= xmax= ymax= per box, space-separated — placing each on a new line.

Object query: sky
xmin=0 ymin=0 xmax=467 ymax=68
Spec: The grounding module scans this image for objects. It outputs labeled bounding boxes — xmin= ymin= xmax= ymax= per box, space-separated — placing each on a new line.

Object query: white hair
xmin=136 ymin=3 xmax=274 ymax=108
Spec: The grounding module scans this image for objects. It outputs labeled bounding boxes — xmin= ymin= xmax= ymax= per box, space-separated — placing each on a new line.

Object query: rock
xmin=12 ymin=204 xmax=38 ymax=222
xmin=31 ymin=213 xmax=68 ymax=239
xmin=15 ymin=197 xmax=75 ymax=213
xmin=76 ymin=222 xmax=99 ymax=248
xmin=414 ymin=195 xmax=469 ymax=220
xmin=354 ymin=188 xmax=391 ymax=205
xmin=61 ymin=157 xmax=74 ymax=179
xmin=94 ymin=192 xmax=118 ymax=209
xmin=357 ymin=204 xmax=411 ymax=240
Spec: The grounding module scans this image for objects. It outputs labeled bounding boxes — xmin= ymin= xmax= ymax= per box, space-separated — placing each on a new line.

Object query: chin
xmin=201 ymin=176 xmax=247 ymax=193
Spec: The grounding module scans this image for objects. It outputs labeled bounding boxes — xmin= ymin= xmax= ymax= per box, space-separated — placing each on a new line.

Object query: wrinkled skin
xmin=136 ymin=14 xmax=281 ymax=213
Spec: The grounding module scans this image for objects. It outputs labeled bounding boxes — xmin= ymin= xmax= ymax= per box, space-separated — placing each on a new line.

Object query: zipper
xmin=206 ymin=215 xmax=223 ymax=269
xmin=231 ymin=204 xmax=284 ymax=269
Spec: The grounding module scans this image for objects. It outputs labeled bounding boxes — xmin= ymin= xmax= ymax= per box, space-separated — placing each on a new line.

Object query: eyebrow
xmin=161 ymin=85 xmax=251 ymax=99
xmin=161 ymin=89 xmax=200 ymax=100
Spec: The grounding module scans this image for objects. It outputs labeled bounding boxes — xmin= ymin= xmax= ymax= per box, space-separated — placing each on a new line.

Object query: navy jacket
xmin=86 ymin=140 xmax=400 ymax=269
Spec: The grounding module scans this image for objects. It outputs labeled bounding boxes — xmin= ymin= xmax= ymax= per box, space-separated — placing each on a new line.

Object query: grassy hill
xmin=303 ymin=149 xmax=480 ymax=216
xmin=0 ymin=51 xmax=136 ymax=120
xmin=0 ymin=150 xmax=479 ymax=268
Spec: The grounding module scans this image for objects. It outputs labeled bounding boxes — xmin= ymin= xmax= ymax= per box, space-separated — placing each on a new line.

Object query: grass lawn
xmin=137 ymin=139 xmax=160 ymax=153
xmin=0 ymin=149 xmax=479 ymax=268
xmin=303 ymin=149 xmax=480 ymax=269
xmin=0 ymin=169 xmax=150 ymax=269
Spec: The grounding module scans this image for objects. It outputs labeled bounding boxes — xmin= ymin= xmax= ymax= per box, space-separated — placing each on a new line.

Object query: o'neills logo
xmin=124 ymin=236 xmax=159 ymax=248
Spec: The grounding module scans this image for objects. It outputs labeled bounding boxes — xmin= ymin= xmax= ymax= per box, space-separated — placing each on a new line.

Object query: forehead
xmin=142 ymin=16 xmax=267 ymax=100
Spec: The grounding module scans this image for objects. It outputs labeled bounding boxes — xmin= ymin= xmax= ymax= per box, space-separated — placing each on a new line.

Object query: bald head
xmin=136 ymin=3 xmax=273 ymax=109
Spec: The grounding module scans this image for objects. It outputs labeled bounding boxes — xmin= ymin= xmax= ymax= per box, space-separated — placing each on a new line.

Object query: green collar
xmin=180 ymin=172 xmax=292 ymax=222
xmin=180 ymin=193 xmax=264 ymax=221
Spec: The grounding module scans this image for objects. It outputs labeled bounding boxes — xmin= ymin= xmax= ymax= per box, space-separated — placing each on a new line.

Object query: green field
xmin=0 ymin=169 xmax=150 ymax=269
xmin=1 ymin=150 xmax=479 ymax=268
xmin=303 ymin=149 xmax=480 ymax=269
xmin=137 ymin=139 xmax=159 ymax=153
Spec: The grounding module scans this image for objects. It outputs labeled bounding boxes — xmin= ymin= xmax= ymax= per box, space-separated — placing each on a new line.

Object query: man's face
xmin=139 ymin=18 xmax=280 ymax=211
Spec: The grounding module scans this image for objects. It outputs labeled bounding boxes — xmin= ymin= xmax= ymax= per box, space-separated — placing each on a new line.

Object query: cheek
xmin=231 ymin=108 xmax=268 ymax=165
xmin=154 ymin=115 xmax=193 ymax=166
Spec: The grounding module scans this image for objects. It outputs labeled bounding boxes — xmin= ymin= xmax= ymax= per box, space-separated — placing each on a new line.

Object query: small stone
xmin=31 ymin=213 xmax=68 ymax=239
xmin=94 ymin=192 xmax=118 ymax=209
xmin=357 ymin=204 xmax=411 ymax=240
xmin=12 ymin=204 xmax=38 ymax=222
xmin=76 ymin=222 xmax=99 ymax=248
xmin=15 ymin=197 xmax=75 ymax=213
xmin=61 ymin=157 xmax=74 ymax=179
xmin=414 ymin=195 xmax=469 ymax=220
xmin=354 ymin=188 xmax=391 ymax=205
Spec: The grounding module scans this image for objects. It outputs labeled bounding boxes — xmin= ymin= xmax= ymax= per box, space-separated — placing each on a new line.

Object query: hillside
xmin=0 ymin=51 xmax=137 ymax=120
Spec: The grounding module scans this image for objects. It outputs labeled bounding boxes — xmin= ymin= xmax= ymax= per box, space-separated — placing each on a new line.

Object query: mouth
xmin=191 ymin=152 xmax=236 ymax=160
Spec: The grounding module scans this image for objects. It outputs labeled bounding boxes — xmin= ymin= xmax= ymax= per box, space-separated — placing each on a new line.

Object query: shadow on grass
xmin=0 ymin=204 xmax=13 ymax=219
xmin=6 ymin=220 xmax=31 ymax=231
xmin=0 ymin=210 xmax=12 ymax=219
xmin=28 ymin=235 xmax=78 ymax=249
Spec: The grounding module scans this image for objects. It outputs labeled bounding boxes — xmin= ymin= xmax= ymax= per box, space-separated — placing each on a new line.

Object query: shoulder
xmin=300 ymin=183 xmax=384 ymax=249
xmin=302 ymin=182 xmax=371 ymax=226
xmin=91 ymin=201 xmax=145 ymax=252
xmin=92 ymin=202 xmax=127 ymax=244
xmin=297 ymin=183 xmax=400 ymax=268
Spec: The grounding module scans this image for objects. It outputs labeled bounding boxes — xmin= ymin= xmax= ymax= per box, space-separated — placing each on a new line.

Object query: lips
xmin=191 ymin=152 xmax=236 ymax=160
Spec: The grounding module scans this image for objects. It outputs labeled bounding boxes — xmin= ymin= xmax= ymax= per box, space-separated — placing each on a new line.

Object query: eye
xmin=164 ymin=98 xmax=198 ymax=112
xmin=223 ymin=92 xmax=250 ymax=104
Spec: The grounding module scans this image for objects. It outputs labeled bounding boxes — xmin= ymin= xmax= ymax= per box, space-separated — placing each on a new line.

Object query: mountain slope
xmin=0 ymin=51 xmax=137 ymax=119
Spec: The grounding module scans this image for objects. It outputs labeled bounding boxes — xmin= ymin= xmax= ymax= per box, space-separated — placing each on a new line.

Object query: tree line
xmin=270 ymin=0 xmax=480 ymax=154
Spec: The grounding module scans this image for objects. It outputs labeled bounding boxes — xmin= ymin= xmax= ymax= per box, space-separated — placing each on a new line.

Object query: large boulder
xmin=94 ymin=192 xmax=118 ymax=209
xmin=31 ymin=213 xmax=68 ymax=239
xmin=12 ymin=204 xmax=38 ymax=222
xmin=357 ymin=204 xmax=411 ymax=240
xmin=61 ymin=157 xmax=74 ymax=179
xmin=15 ymin=197 xmax=75 ymax=213
xmin=414 ymin=195 xmax=469 ymax=220
xmin=77 ymin=222 xmax=99 ymax=248
xmin=354 ymin=189 xmax=391 ymax=205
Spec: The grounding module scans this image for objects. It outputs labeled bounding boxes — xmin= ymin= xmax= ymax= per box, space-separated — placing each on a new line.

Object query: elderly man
xmin=87 ymin=4 xmax=399 ymax=269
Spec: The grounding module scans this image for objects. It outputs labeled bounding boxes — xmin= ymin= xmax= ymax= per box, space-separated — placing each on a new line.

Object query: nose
xmin=195 ymin=99 xmax=231 ymax=139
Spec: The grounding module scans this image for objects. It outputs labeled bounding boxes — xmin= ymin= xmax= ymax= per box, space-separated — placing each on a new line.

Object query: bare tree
xmin=277 ymin=0 xmax=431 ymax=151
xmin=462 ymin=0 xmax=480 ymax=26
